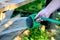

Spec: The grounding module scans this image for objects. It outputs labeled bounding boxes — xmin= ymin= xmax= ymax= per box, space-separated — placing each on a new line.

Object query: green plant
xmin=23 ymin=27 xmax=50 ymax=40
xmin=11 ymin=0 xmax=46 ymax=17
xmin=16 ymin=0 xmax=46 ymax=12
xmin=56 ymin=12 xmax=60 ymax=26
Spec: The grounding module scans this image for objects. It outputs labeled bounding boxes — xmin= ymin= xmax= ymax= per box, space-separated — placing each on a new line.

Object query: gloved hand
xmin=35 ymin=8 xmax=51 ymax=22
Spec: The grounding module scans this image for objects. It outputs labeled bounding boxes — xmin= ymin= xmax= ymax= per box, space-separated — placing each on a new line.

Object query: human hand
xmin=35 ymin=9 xmax=51 ymax=22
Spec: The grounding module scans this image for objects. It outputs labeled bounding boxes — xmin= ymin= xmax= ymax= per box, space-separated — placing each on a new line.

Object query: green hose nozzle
xmin=27 ymin=13 xmax=60 ymax=30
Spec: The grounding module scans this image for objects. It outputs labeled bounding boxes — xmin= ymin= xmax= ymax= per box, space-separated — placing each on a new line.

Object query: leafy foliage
xmin=23 ymin=27 xmax=50 ymax=40
xmin=16 ymin=0 xmax=46 ymax=12
xmin=56 ymin=12 xmax=60 ymax=26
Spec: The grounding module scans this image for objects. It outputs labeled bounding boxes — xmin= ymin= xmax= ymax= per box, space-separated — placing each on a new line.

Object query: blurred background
xmin=0 ymin=0 xmax=60 ymax=40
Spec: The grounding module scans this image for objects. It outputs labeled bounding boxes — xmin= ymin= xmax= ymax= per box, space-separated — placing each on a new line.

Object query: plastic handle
xmin=32 ymin=13 xmax=60 ymax=24
xmin=39 ymin=16 xmax=60 ymax=24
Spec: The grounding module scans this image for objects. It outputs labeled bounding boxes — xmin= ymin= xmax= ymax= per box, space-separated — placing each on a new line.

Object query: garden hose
xmin=30 ymin=13 xmax=60 ymax=24
xmin=28 ymin=13 xmax=60 ymax=30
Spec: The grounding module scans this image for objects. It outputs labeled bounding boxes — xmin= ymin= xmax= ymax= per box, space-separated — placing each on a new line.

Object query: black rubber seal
xmin=26 ymin=16 xmax=33 ymax=28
